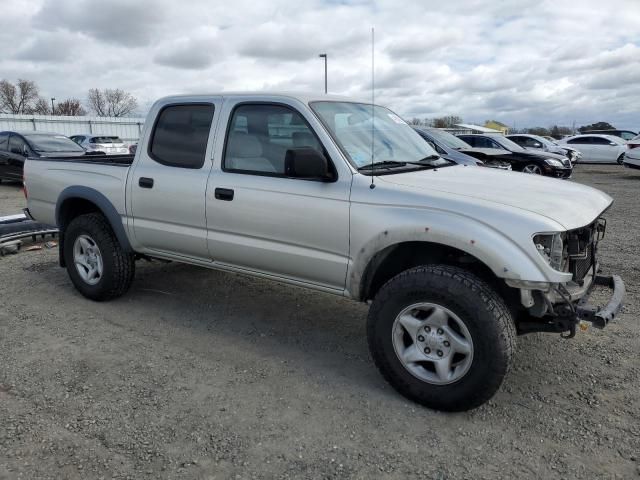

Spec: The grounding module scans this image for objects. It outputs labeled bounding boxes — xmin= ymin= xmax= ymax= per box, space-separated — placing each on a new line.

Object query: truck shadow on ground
xmin=105 ymin=260 xmax=553 ymax=398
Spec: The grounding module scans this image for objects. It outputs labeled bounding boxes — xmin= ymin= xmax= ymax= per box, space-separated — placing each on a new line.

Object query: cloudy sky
xmin=2 ymin=0 xmax=639 ymax=129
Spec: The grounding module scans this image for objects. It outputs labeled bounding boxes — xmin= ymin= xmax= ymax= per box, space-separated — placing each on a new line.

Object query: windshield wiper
xmin=416 ymin=154 xmax=442 ymax=163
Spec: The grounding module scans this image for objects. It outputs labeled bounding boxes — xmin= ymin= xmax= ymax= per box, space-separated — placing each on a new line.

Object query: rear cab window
xmin=148 ymin=104 xmax=215 ymax=169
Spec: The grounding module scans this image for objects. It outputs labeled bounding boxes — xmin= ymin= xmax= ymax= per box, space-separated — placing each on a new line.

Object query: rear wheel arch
xmin=56 ymin=187 xmax=132 ymax=265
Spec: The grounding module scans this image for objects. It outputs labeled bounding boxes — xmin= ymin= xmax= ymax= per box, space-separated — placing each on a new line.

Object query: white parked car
xmin=623 ymin=134 xmax=640 ymax=169
xmin=557 ymin=134 xmax=626 ymax=164
xmin=70 ymin=134 xmax=129 ymax=155
xmin=506 ymin=133 xmax=581 ymax=164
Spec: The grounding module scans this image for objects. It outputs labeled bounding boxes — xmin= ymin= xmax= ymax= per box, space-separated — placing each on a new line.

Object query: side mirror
xmin=533 ymin=142 xmax=542 ymax=148
xmin=285 ymin=147 xmax=333 ymax=181
xmin=608 ymin=141 xmax=617 ymax=146
xmin=22 ymin=145 xmax=29 ymax=157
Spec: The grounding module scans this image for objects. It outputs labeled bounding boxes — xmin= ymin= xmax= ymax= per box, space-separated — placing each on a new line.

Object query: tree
xmin=0 ymin=78 xmax=41 ymax=114
xmin=578 ymin=121 xmax=615 ymax=133
xmin=432 ymin=115 xmax=462 ymax=128
xmin=32 ymin=98 xmax=52 ymax=115
xmin=56 ymin=99 xmax=86 ymax=116
xmin=88 ymin=88 xmax=137 ymax=117
xmin=549 ymin=125 xmax=573 ymax=139
xmin=526 ymin=127 xmax=551 ymax=137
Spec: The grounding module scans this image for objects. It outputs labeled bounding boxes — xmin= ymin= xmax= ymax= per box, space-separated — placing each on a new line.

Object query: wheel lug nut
xmin=424 ymin=347 xmax=431 ymax=354
xmin=437 ymin=328 xmax=443 ymax=335
xmin=443 ymin=341 xmax=450 ymax=347
xmin=437 ymin=350 xmax=443 ymax=357
xmin=417 ymin=335 xmax=425 ymax=342
xmin=424 ymin=326 xmax=430 ymax=332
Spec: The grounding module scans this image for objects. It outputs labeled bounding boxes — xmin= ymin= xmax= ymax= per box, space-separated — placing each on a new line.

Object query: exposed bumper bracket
xmin=575 ymin=275 xmax=625 ymax=329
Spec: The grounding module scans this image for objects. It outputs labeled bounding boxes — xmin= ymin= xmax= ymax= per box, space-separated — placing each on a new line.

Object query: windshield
xmin=25 ymin=134 xmax=85 ymax=153
xmin=310 ymin=101 xmax=448 ymax=169
xmin=90 ymin=136 xmax=123 ymax=144
xmin=423 ymin=128 xmax=472 ymax=150
xmin=492 ymin=136 xmax=526 ymax=152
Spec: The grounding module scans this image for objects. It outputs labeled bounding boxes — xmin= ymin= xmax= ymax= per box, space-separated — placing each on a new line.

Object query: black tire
xmin=617 ymin=154 xmax=624 ymax=165
xmin=367 ymin=265 xmax=516 ymax=411
xmin=63 ymin=213 xmax=135 ymax=301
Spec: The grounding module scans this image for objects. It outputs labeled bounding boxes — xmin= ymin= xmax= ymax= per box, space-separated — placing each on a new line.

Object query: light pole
xmin=50 ymin=97 xmax=55 ymax=115
xmin=318 ymin=53 xmax=327 ymax=94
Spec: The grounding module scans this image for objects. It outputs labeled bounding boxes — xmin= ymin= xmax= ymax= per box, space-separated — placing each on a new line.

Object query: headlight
xmin=544 ymin=158 xmax=564 ymax=167
xmin=533 ymin=233 xmax=566 ymax=271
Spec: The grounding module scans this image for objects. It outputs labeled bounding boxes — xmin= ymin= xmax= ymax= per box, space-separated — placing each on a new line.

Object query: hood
xmin=38 ymin=151 xmax=86 ymax=157
xmin=514 ymin=149 xmax=567 ymax=161
xmin=378 ymin=166 xmax=612 ymax=230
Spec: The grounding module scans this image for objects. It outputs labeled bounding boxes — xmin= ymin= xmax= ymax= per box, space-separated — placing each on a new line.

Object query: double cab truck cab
xmin=24 ymin=93 xmax=625 ymax=411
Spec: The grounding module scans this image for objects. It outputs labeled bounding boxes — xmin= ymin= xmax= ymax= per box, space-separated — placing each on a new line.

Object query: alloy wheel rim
xmin=392 ymin=303 xmax=474 ymax=385
xmin=73 ymin=234 xmax=103 ymax=285
xmin=523 ymin=165 xmax=542 ymax=174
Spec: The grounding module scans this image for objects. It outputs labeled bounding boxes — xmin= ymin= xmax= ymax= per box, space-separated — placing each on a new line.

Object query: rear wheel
xmin=367 ymin=265 xmax=516 ymax=411
xmin=522 ymin=164 xmax=543 ymax=174
xmin=63 ymin=213 xmax=135 ymax=301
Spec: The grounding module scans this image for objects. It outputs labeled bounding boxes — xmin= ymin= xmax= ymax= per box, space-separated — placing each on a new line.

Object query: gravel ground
xmin=1 ymin=166 xmax=639 ymax=479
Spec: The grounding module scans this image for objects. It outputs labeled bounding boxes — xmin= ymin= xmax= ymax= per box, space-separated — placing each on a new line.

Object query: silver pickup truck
xmin=24 ymin=93 xmax=625 ymax=411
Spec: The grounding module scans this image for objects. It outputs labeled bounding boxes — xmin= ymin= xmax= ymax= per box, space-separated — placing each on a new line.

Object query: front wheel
xmin=63 ymin=213 xmax=135 ymax=301
xmin=522 ymin=164 xmax=543 ymax=175
xmin=617 ymin=154 xmax=624 ymax=165
xmin=367 ymin=265 xmax=516 ymax=411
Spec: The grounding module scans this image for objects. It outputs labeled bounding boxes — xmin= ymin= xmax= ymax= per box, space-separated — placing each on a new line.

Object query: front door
xmin=205 ymin=101 xmax=351 ymax=291
xmin=129 ymin=99 xmax=221 ymax=260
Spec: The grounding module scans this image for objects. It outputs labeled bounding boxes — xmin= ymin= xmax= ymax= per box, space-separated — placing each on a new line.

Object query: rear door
xmin=588 ymin=136 xmax=620 ymax=162
xmin=7 ymin=134 xmax=29 ymax=180
xmin=0 ymin=132 xmax=9 ymax=179
xmin=129 ymin=99 xmax=221 ymax=260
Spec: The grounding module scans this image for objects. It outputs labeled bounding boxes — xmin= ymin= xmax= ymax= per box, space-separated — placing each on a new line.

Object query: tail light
xmin=22 ymin=173 xmax=28 ymax=199
xmin=628 ymin=143 xmax=640 ymax=149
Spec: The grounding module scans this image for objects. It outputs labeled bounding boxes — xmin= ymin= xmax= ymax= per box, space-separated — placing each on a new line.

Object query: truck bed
xmin=28 ymin=154 xmax=134 ymax=166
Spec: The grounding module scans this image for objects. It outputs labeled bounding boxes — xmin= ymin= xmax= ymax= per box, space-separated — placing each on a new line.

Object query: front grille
xmin=571 ymin=246 xmax=594 ymax=282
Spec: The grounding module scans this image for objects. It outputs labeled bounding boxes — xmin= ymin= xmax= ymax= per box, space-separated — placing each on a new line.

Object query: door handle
xmin=139 ymin=177 xmax=154 ymax=189
xmin=214 ymin=188 xmax=234 ymax=201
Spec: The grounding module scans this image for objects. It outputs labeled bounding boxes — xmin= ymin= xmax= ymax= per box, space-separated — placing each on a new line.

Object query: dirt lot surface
xmin=1 ymin=166 xmax=639 ymax=479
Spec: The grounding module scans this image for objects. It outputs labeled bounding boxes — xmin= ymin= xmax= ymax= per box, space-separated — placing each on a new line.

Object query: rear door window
xmin=0 ymin=132 xmax=8 ymax=151
xmin=148 ymin=104 xmax=215 ymax=169
xmin=590 ymin=137 xmax=611 ymax=145
xmin=9 ymin=135 xmax=27 ymax=155
xmin=568 ymin=137 xmax=591 ymax=145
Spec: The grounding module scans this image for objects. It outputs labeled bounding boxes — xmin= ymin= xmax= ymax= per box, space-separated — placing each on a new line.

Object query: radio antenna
xmin=370 ymin=26 xmax=376 ymax=189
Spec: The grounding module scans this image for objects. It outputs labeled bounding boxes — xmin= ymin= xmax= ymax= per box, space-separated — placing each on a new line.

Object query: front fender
xmin=346 ymin=206 xmax=570 ymax=299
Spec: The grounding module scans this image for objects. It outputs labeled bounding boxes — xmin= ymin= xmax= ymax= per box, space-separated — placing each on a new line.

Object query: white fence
xmin=0 ymin=114 xmax=146 ymax=144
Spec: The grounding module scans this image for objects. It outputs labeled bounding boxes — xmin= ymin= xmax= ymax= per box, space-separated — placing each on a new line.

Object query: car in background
xmin=0 ymin=131 xmax=86 ymax=182
xmin=557 ymin=134 xmax=627 ymax=164
xmin=507 ymin=133 xmax=581 ymax=164
xmin=622 ymin=134 xmax=640 ymax=170
xmin=413 ymin=127 xmax=511 ymax=170
xmin=582 ymin=129 xmax=637 ymax=141
xmin=70 ymin=134 xmax=129 ymax=155
xmin=457 ymin=133 xmax=573 ymax=177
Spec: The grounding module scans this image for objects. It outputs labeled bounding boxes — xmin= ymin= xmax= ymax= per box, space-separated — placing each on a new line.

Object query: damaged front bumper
xmin=516 ymin=272 xmax=625 ymax=336
xmin=575 ymin=274 xmax=625 ymax=328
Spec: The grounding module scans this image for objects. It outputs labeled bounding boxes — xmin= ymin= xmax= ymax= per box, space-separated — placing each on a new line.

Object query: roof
xmin=156 ymin=91 xmax=362 ymax=105
xmin=0 ymin=130 xmax=63 ymax=136
xmin=453 ymin=123 xmax=503 ymax=133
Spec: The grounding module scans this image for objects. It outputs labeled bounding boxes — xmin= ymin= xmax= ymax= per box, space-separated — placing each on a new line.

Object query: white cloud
xmin=2 ymin=0 xmax=639 ymax=129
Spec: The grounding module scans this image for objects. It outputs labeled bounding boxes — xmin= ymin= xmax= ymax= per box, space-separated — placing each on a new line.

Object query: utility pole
xmin=50 ymin=97 xmax=55 ymax=115
xmin=318 ymin=54 xmax=327 ymax=94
